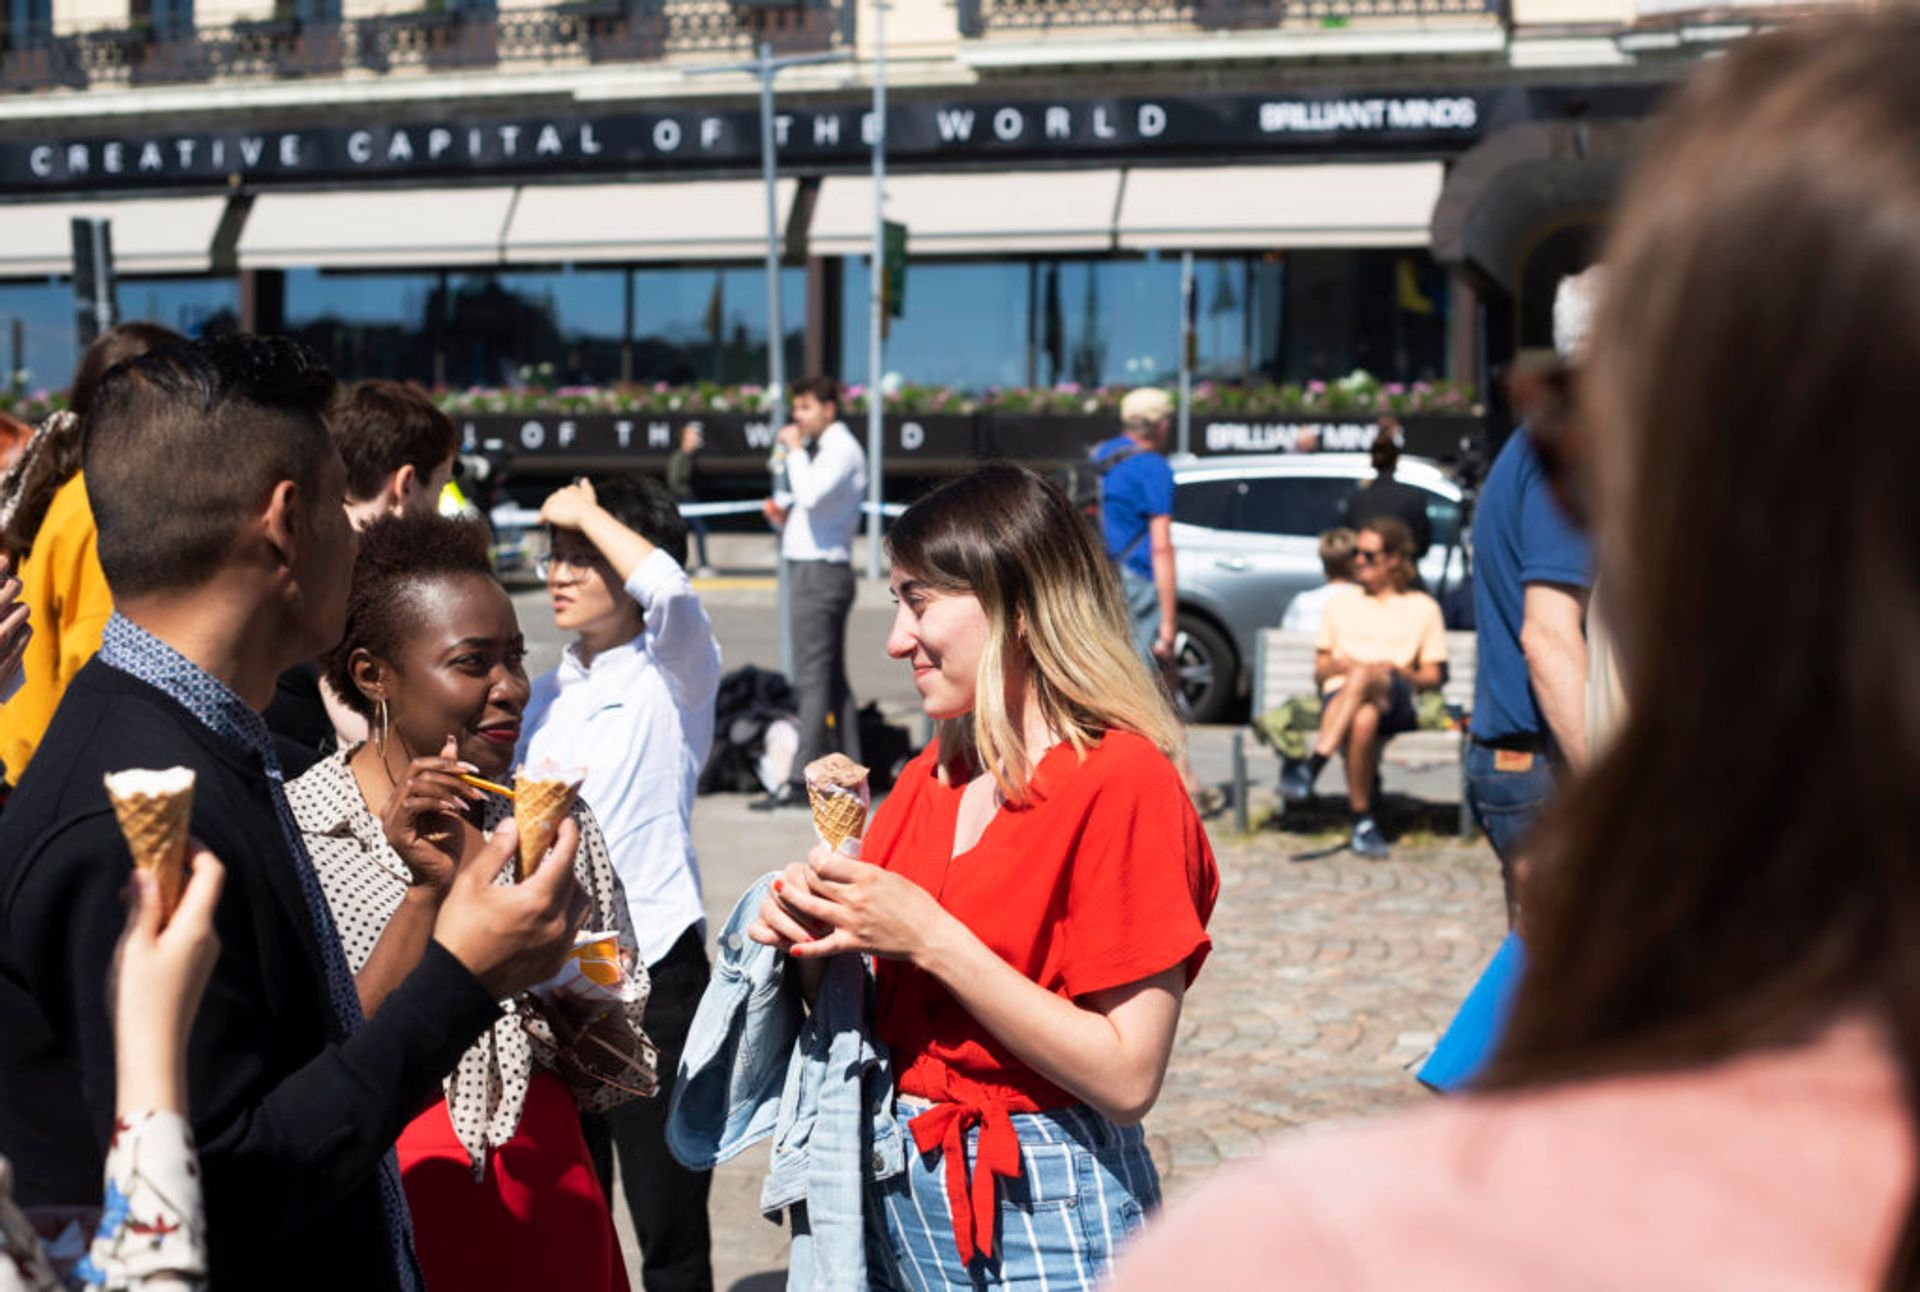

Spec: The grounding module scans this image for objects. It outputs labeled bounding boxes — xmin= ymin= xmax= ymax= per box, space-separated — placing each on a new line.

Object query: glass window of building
xmin=841 ymin=258 xmax=1030 ymax=392
xmin=285 ymin=269 xmax=440 ymax=385
xmin=442 ymin=268 xmax=625 ymax=388
xmin=0 ymin=276 xmax=237 ymax=396
xmin=630 ymin=266 xmax=803 ymax=386
xmin=1273 ymin=250 xmax=1448 ymax=385
xmin=4 ymin=0 xmax=52 ymax=44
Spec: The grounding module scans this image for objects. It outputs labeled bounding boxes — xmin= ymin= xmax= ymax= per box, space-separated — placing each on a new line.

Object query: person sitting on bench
xmin=1279 ymin=517 xmax=1447 ymax=858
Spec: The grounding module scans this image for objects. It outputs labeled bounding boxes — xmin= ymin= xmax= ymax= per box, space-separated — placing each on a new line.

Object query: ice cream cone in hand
xmin=103 ymin=767 xmax=196 ymax=926
xmin=804 ymin=753 xmax=870 ymax=852
xmin=513 ymin=765 xmax=582 ymax=881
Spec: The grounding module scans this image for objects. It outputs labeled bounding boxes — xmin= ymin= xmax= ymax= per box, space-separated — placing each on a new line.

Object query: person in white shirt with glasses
xmin=521 ymin=472 xmax=723 ymax=1292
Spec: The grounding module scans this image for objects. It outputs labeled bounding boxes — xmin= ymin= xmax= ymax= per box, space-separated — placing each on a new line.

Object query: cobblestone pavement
xmin=1148 ymin=823 xmax=1506 ymax=1198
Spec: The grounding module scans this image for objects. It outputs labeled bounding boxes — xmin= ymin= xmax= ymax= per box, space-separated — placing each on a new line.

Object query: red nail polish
xmin=789 ymin=945 xmax=802 ymax=957
xmin=773 ymin=879 xmax=784 ymax=893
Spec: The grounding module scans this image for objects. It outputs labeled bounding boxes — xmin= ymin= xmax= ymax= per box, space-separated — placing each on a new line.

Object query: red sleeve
xmin=1059 ymin=738 xmax=1220 ymax=999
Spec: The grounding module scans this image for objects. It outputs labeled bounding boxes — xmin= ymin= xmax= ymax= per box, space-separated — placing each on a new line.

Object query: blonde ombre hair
xmin=886 ymin=464 xmax=1181 ymax=803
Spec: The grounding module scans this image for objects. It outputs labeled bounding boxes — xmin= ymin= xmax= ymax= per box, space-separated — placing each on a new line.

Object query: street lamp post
xmin=865 ymin=0 xmax=887 ymax=580
xmin=686 ymin=44 xmax=847 ymax=679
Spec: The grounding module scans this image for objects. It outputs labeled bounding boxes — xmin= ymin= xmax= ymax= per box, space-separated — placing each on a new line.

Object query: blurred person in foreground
xmin=2 ymin=848 xmax=224 ymax=1292
xmin=523 ymin=474 xmax=722 ymax=1292
xmin=1111 ymin=17 xmax=1920 ymax=1289
xmin=1280 ymin=517 xmax=1447 ymax=858
xmin=266 ymin=379 xmax=459 ymax=775
xmin=0 ymin=323 xmax=182 ymax=782
xmin=0 ymin=335 xmax=589 ymax=1290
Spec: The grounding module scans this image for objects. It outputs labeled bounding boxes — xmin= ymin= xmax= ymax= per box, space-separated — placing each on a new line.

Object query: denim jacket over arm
xmin=667 ymin=874 xmax=904 ymax=1292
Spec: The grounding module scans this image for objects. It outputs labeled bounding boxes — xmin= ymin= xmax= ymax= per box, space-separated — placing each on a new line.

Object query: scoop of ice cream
xmin=103 ymin=766 xmax=196 ymax=798
xmin=804 ymin=753 xmax=869 ymax=791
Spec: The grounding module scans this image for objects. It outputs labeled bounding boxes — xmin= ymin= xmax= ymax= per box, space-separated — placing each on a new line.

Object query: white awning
xmin=236 ymin=187 xmax=518 ymax=268
xmin=810 ymin=170 xmax=1125 ymax=256
xmin=503 ymin=179 xmax=799 ymax=264
xmin=1 ymin=196 xmax=231 ymax=278
xmin=1116 ymin=162 xmax=1445 ymax=250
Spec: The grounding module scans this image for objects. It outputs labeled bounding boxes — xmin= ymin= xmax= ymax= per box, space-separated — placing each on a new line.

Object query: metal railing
xmin=0 ymin=0 xmax=850 ymax=91
xmin=956 ymin=0 xmax=1499 ymax=35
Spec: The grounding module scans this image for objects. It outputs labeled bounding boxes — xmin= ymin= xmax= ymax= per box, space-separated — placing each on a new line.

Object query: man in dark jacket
xmin=1343 ymin=419 xmax=1433 ymax=563
xmin=0 ymin=335 xmax=586 ymax=1290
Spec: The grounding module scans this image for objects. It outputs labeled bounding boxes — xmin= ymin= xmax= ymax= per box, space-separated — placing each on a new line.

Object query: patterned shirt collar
xmin=97 ymin=612 xmax=276 ymax=764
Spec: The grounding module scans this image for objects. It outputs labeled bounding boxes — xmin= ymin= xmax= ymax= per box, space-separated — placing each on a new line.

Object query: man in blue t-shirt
xmin=1467 ymin=425 xmax=1592 ymax=923
xmin=1095 ymin=386 xmax=1178 ymax=665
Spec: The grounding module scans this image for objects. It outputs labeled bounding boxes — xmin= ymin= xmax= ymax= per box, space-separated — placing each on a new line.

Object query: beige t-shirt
xmin=1316 ymin=588 xmax=1448 ymax=694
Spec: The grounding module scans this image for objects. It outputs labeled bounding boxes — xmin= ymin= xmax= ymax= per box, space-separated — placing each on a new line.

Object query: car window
xmin=1232 ymin=477 xmax=1355 ymax=537
xmin=1173 ymin=479 xmax=1241 ymax=530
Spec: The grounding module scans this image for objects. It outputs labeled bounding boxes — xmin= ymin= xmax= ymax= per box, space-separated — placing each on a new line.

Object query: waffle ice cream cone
xmin=513 ymin=768 xmax=582 ymax=881
xmin=103 ymin=767 xmax=196 ymax=926
xmin=804 ymin=753 xmax=870 ymax=852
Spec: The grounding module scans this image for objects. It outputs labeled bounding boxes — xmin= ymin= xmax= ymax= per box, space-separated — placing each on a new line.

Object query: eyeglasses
xmin=534 ymin=551 xmax=601 ymax=579
xmin=1354 ymin=549 xmax=1387 ymax=565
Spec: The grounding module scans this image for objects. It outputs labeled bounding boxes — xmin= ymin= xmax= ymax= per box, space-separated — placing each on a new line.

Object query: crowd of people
xmin=0 ymin=11 xmax=1915 ymax=1290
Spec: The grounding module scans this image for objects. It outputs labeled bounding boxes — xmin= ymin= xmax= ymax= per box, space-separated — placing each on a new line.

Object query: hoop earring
xmin=375 ymin=697 xmax=390 ymax=757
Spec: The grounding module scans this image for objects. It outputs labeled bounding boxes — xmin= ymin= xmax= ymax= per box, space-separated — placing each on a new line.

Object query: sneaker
xmin=1350 ymin=816 xmax=1390 ymax=860
xmin=1278 ymin=759 xmax=1318 ymax=803
xmin=749 ymin=784 xmax=807 ymax=812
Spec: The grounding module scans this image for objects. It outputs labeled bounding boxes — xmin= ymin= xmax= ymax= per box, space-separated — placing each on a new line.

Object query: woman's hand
xmin=777 ymin=846 xmax=953 ymax=964
xmin=745 ymin=859 xmax=834 ymax=952
xmin=539 ymin=478 xmax=601 ymax=531
xmin=0 ymin=554 xmax=31 ymax=696
xmin=379 ymin=736 xmax=484 ymax=895
xmin=111 ymin=846 xmax=225 ymax=1116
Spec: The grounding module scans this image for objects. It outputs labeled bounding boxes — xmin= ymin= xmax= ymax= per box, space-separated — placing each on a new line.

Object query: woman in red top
xmin=752 ymin=464 xmax=1219 ymax=1288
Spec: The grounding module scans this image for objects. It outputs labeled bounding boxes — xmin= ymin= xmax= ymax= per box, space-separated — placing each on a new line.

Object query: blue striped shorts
xmin=866 ymin=1102 xmax=1161 ymax=1291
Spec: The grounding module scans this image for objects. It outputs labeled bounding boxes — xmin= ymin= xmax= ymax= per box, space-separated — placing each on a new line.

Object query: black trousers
xmin=582 ymin=926 xmax=714 ymax=1292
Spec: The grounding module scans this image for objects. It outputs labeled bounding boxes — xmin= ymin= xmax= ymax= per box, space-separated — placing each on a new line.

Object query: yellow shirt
xmin=1316 ymin=587 xmax=1447 ymax=695
xmin=0 ymin=472 xmax=113 ymax=779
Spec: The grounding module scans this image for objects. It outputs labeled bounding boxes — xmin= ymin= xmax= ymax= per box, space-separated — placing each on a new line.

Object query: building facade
xmin=0 ymin=0 xmax=1863 ymax=426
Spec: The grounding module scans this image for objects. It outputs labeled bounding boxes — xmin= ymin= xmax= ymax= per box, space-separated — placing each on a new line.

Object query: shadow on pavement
xmin=727 ymin=1273 xmax=787 ymax=1292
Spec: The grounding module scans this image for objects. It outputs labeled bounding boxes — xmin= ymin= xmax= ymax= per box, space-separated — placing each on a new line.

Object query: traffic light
xmin=71 ymin=218 xmax=118 ymax=349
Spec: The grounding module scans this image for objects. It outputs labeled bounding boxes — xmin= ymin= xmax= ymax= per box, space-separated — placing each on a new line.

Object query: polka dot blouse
xmin=288 ymin=747 xmax=655 ymax=1176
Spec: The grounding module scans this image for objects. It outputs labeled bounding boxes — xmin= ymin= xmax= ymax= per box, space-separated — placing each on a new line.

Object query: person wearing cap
xmin=1094 ymin=387 xmax=1179 ymax=667
xmin=1343 ymin=418 xmax=1433 ymax=565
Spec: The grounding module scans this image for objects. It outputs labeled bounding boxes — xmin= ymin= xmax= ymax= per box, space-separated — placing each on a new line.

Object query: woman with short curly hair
xmin=288 ymin=510 xmax=643 ymax=1292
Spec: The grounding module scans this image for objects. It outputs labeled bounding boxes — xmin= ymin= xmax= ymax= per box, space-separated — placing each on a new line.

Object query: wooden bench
xmin=1229 ymin=629 xmax=1477 ymax=836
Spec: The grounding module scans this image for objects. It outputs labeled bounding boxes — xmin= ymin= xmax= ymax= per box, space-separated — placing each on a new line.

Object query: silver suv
xmin=1169 ymin=453 xmax=1465 ymax=723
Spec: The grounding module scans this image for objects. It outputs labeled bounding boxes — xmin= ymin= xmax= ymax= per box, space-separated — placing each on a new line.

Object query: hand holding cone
xmin=103 ymin=767 xmax=196 ymax=927
xmin=513 ymin=766 xmax=583 ymax=881
xmin=804 ymin=753 xmax=870 ymax=853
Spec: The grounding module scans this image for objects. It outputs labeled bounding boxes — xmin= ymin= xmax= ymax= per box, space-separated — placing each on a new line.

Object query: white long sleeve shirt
xmin=779 ymin=421 xmax=867 ymax=564
xmin=518 ymin=548 xmax=723 ymax=965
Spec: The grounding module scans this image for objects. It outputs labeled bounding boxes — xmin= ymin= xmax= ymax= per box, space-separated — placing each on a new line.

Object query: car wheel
xmin=1172 ymin=614 xmax=1236 ymax=725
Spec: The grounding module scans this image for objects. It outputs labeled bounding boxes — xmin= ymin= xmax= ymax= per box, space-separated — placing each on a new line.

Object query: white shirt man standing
xmin=519 ymin=472 xmax=724 ymax=1291
xmin=756 ymin=375 xmax=867 ymax=810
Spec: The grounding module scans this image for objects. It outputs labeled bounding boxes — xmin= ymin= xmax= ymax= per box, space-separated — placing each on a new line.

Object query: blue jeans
xmin=867 ymin=1103 xmax=1158 ymax=1291
xmin=1465 ymin=740 xmax=1558 ymax=924
xmin=1118 ymin=565 xmax=1159 ymax=665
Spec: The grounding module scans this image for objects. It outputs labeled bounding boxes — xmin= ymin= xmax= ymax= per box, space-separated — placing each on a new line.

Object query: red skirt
xmin=396 ymin=1072 xmax=630 ymax=1292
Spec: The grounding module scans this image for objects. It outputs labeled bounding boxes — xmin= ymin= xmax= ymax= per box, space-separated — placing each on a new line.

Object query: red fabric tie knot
xmin=907 ymin=1099 xmax=1024 ymax=1265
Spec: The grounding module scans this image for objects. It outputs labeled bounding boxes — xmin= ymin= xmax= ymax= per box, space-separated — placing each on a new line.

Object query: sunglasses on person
xmin=1354 ymin=549 xmax=1387 ymax=565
